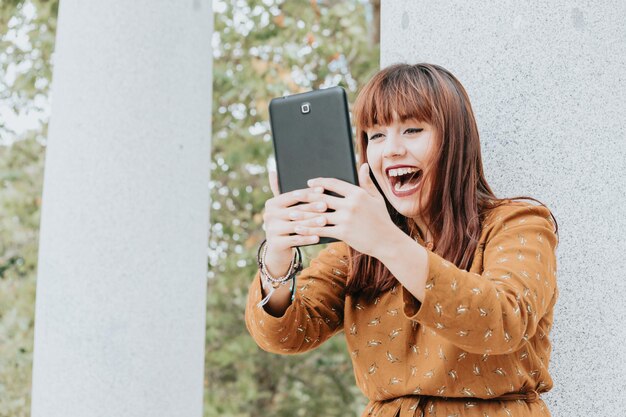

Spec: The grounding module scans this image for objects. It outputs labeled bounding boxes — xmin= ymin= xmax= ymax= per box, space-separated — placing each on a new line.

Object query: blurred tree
xmin=207 ymin=1 xmax=378 ymax=415
xmin=0 ymin=1 xmax=379 ymax=416
xmin=1 ymin=1 xmax=57 ymax=416
xmin=0 ymin=131 xmax=43 ymax=417
xmin=0 ymin=0 xmax=57 ymax=145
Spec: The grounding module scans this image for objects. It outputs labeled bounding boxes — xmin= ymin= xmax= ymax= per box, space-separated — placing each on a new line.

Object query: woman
xmin=245 ymin=63 xmax=559 ymax=417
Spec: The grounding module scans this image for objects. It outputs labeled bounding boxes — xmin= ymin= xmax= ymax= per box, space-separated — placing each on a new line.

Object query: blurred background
xmin=0 ymin=0 xmax=379 ymax=416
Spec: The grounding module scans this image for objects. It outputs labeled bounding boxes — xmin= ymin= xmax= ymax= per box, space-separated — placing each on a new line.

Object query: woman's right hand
xmin=262 ymin=169 xmax=327 ymax=275
xmin=258 ymin=170 xmax=328 ymax=316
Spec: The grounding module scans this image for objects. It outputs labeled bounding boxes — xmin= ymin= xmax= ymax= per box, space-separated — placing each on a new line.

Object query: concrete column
xmin=31 ymin=1 xmax=212 ymax=416
xmin=382 ymin=2 xmax=626 ymax=415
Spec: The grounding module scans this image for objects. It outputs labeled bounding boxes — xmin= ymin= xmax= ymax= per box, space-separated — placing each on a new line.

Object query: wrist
xmin=264 ymin=248 xmax=296 ymax=277
xmin=374 ymin=224 xmax=412 ymax=263
xmin=256 ymin=239 xmax=302 ymax=308
xmin=376 ymin=226 xmax=429 ymax=303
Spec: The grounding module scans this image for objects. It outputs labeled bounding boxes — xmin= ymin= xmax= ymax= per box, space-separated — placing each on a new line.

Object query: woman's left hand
xmin=294 ymin=163 xmax=397 ymax=257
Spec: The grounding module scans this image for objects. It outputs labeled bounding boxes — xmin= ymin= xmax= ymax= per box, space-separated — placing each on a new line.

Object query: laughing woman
xmin=245 ymin=63 xmax=559 ymax=417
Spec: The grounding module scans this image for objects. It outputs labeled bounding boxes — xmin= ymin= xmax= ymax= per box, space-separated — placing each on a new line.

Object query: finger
xmin=294 ymin=224 xmax=341 ymax=240
xmin=285 ymin=201 xmax=330 ymax=219
xmin=272 ymin=234 xmax=320 ymax=249
xmin=268 ymin=169 xmax=280 ymax=197
xmin=266 ymin=187 xmax=325 ymax=210
xmin=267 ymin=212 xmax=337 ymax=237
xmin=358 ymin=162 xmax=382 ymax=199
xmin=296 ymin=211 xmax=340 ymax=227
xmin=265 ymin=217 xmax=311 ymax=237
xmin=306 ymin=177 xmax=357 ymax=198
xmin=290 ymin=212 xmax=341 ymax=234
xmin=286 ymin=208 xmax=326 ymax=221
xmin=292 ymin=190 xmax=344 ymax=211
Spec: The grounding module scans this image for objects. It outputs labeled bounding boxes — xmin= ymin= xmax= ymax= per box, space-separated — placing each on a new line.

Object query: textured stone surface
xmin=382 ymin=2 xmax=626 ymax=415
xmin=31 ymin=2 xmax=212 ymax=416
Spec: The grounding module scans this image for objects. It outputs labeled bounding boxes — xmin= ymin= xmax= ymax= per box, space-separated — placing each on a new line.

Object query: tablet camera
xmin=301 ymin=102 xmax=311 ymax=114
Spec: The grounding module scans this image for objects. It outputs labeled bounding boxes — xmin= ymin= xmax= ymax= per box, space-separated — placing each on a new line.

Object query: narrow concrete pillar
xmin=31 ymin=1 xmax=212 ymax=416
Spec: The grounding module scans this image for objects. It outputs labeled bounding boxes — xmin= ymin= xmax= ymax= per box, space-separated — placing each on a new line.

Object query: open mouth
xmin=387 ymin=167 xmax=423 ymax=193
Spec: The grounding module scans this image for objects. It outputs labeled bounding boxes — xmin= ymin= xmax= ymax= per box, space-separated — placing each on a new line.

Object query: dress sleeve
xmin=244 ymin=241 xmax=349 ymax=355
xmin=401 ymin=204 xmax=558 ymax=355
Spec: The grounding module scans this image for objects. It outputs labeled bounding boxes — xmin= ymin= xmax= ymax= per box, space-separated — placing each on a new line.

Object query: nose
xmin=382 ymin=132 xmax=405 ymax=158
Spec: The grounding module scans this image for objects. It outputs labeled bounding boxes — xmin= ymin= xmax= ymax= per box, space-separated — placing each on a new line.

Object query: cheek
xmin=409 ymin=141 xmax=432 ymax=158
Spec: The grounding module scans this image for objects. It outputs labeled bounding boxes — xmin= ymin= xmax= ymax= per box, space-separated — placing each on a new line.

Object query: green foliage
xmin=1 ymin=1 xmax=57 ymax=414
xmin=207 ymin=1 xmax=378 ymax=415
xmin=0 ymin=133 xmax=44 ymax=417
xmin=0 ymin=0 xmax=379 ymax=415
xmin=0 ymin=0 xmax=57 ymax=143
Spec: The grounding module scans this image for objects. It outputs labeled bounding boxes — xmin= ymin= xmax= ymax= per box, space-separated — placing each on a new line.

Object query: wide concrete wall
xmin=382 ymin=2 xmax=626 ymax=415
xmin=31 ymin=2 xmax=213 ymax=416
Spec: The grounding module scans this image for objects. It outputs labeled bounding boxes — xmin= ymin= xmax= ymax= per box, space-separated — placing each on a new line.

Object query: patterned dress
xmin=245 ymin=202 xmax=559 ymax=417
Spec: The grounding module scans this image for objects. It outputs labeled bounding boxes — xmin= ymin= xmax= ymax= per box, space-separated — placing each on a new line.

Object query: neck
xmin=410 ymin=216 xmax=433 ymax=243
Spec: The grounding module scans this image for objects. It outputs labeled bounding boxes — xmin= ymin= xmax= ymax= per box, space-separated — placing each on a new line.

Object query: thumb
xmin=358 ymin=163 xmax=379 ymax=198
xmin=268 ymin=169 xmax=280 ymax=197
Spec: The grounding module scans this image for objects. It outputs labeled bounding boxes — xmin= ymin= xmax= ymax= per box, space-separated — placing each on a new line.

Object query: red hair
xmin=345 ymin=63 xmax=558 ymax=301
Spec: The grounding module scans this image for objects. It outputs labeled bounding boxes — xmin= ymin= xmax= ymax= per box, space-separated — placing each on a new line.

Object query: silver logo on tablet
xmin=301 ymin=102 xmax=311 ymax=114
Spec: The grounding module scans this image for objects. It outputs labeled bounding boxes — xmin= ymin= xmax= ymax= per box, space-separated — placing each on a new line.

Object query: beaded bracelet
xmin=256 ymin=238 xmax=303 ymax=307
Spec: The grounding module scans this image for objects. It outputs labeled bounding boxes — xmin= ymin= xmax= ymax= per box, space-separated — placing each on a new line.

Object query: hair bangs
xmin=354 ymin=66 xmax=434 ymax=132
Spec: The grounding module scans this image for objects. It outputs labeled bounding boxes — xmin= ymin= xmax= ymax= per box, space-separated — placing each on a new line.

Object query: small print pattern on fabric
xmin=245 ymin=202 xmax=558 ymax=417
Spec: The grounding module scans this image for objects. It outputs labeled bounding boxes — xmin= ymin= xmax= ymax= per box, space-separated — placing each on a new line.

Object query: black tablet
xmin=269 ymin=86 xmax=358 ymax=245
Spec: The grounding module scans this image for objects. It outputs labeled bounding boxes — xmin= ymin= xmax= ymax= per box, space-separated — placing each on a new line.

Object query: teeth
xmin=388 ymin=167 xmax=420 ymax=177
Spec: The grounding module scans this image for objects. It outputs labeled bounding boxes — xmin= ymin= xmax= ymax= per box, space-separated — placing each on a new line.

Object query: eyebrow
xmin=367 ymin=119 xmax=424 ymax=130
xmin=399 ymin=117 xmax=425 ymax=124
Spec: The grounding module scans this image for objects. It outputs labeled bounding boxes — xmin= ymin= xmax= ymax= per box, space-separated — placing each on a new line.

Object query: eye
xmin=404 ymin=128 xmax=423 ymax=134
xmin=368 ymin=133 xmax=384 ymax=141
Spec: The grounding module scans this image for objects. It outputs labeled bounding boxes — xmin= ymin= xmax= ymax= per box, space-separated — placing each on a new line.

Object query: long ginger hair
xmin=345 ymin=63 xmax=558 ymax=302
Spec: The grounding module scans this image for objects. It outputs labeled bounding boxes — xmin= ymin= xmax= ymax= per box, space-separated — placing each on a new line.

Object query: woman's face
xmin=365 ymin=118 xmax=437 ymax=220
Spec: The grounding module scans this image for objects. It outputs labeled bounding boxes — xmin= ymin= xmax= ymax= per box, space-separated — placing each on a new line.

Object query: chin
xmin=396 ymin=208 xmax=422 ymax=219
xmin=387 ymin=198 xmax=422 ymax=217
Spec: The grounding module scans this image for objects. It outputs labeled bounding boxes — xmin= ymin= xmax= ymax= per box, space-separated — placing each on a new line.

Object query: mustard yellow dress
xmin=245 ymin=202 xmax=559 ymax=417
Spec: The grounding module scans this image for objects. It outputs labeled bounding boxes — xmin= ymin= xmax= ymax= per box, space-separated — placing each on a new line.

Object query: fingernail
xmin=313 ymin=186 xmax=324 ymax=193
xmin=315 ymin=202 xmax=325 ymax=210
xmin=289 ymin=211 xmax=301 ymax=219
xmin=294 ymin=190 xmax=303 ymax=198
xmin=307 ymin=179 xmax=314 ymax=186
xmin=315 ymin=216 xmax=325 ymax=225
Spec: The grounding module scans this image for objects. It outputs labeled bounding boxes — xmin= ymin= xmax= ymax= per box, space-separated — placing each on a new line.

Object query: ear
xmin=358 ymin=163 xmax=380 ymax=199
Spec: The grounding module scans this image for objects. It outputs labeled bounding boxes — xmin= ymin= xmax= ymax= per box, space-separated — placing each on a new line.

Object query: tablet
xmin=269 ymin=86 xmax=358 ymax=246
